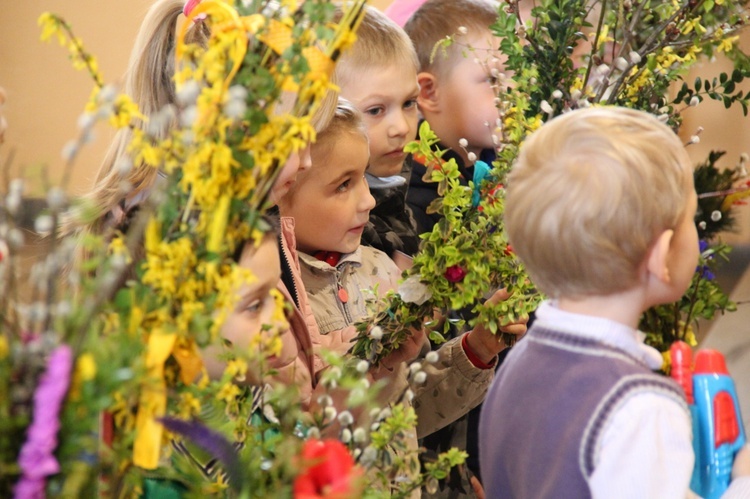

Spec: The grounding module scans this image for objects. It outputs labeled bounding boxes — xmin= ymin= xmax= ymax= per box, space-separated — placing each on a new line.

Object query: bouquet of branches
xmin=351 ymin=0 xmax=750 ymax=366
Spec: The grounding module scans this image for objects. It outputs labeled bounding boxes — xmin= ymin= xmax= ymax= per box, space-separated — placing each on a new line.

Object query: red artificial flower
xmin=504 ymin=244 xmax=514 ymax=256
xmin=293 ymin=439 xmax=363 ymax=499
xmin=445 ymin=265 xmax=467 ymax=283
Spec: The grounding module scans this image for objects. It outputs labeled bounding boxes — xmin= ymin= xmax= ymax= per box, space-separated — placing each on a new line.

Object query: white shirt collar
xmin=534 ymin=301 xmax=664 ymax=370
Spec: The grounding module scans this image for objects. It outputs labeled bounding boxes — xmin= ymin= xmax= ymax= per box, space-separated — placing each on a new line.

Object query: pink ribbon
xmin=183 ymin=0 xmax=207 ymax=21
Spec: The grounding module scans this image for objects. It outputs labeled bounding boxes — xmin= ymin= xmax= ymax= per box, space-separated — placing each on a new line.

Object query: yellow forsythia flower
xmin=77 ymin=353 xmax=97 ymax=381
xmin=38 ymin=13 xmax=64 ymax=44
xmin=718 ymin=36 xmax=739 ymax=53
xmin=216 ymin=382 xmax=242 ymax=404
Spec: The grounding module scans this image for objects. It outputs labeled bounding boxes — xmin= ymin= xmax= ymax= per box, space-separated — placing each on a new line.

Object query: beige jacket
xmin=296 ymin=242 xmax=494 ymax=438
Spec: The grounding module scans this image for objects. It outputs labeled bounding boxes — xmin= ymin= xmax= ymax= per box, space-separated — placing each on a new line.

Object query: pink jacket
xmin=269 ymin=217 xmax=326 ymax=408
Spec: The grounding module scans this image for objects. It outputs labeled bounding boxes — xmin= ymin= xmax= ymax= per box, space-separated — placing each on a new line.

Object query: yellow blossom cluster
xmin=45 ymin=0 xmax=367 ymax=474
xmin=39 ymin=13 xmax=103 ymax=86
xmin=624 ymin=45 xmax=702 ymax=104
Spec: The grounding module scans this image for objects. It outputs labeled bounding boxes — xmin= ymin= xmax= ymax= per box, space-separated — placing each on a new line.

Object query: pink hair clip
xmin=183 ymin=0 xmax=207 ymax=22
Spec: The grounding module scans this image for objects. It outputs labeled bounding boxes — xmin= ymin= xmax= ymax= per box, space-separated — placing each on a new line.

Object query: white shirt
xmin=535 ymin=301 xmax=750 ymax=498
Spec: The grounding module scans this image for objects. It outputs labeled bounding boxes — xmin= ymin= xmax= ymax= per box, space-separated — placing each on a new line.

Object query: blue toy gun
xmin=670 ymin=341 xmax=747 ymax=499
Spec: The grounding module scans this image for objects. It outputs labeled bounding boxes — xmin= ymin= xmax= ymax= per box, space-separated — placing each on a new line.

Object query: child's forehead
xmin=340 ymin=63 xmax=418 ymax=97
xmin=237 ymin=237 xmax=281 ymax=285
xmin=344 ymin=59 xmax=417 ymax=82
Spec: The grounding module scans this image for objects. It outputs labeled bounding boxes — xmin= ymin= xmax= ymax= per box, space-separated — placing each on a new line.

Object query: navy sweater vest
xmin=479 ymin=326 xmax=685 ymax=498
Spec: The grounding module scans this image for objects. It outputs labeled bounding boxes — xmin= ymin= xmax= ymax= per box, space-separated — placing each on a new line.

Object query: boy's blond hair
xmin=505 ymin=107 xmax=694 ymax=299
xmin=404 ymin=0 xmax=499 ymax=77
xmin=334 ymin=6 xmax=418 ymax=88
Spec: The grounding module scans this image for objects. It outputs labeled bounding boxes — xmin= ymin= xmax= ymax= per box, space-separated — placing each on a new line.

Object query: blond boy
xmin=403 ymin=0 xmax=502 ymax=233
xmin=334 ymin=6 xmax=422 ymax=260
xmin=480 ymin=107 xmax=750 ymax=498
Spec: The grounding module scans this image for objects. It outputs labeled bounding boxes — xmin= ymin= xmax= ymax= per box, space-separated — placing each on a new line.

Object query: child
xmin=403 ymin=2 xmax=506 ymax=494
xmin=403 ymin=0 xmax=502 ymax=234
xmin=334 ymin=6 xmax=422 ymax=262
xmin=63 ymin=0 xmax=336 ymax=410
xmin=276 ymin=98 xmax=522 ymax=446
xmin=479 ymin=106 xmax=750 ymax=497
xmin=203 ymin=228 xmax=288 ymax=383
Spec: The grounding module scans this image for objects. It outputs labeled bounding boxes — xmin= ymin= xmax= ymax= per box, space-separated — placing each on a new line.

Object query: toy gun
xmin=670 ymin=341 xmax=747 ymax=499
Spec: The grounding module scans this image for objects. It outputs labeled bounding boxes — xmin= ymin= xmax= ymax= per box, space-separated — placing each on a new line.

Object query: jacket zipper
xmin=278 ymin=235 xmax=300 ymax=310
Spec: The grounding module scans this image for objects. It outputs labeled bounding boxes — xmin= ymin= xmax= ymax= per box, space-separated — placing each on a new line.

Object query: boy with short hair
xmin=334 ymin=6 xmax=422 ymax=262
xmin=403 ymin=3 xmax=506 ymax=495
xmin=479 ymin=106 xmax=750 ymax=498
xmin=403 ymin=0 xmax=502 ymax=233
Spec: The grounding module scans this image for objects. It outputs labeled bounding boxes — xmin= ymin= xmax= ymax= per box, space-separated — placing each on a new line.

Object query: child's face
xmin=664 ymin=189 xmax=700 ymax=300
xmin=278 ymin=133 xmax=375 ymax=254
xmin=438 ymin=28 xmax=503 ymax=155
xmin=220 ymin=236 xmax=285 ymax=345
xmin=339 ymin=64 xmax=420 ymax=178
xmin=270 ymin=145 xmax=312 ymax=204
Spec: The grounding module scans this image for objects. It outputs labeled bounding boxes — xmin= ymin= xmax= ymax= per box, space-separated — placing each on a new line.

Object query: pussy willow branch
xmin=617 ymin=0 xmax=649 ymax=61
xmin=585 ymin=0 xmax=610 ymax=94
xmin=603 ymin=0 xmax=703 ymax=103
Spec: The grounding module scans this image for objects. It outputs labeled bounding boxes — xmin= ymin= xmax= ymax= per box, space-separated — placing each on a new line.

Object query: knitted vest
xmin=479 ymin=326 xmax=685 ymax=499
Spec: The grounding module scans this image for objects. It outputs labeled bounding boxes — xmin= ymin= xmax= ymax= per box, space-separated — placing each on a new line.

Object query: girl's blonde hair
xmin=61 ymin=0 xmax=206 ymax=242
xmin=505 ymin=107 xmax=694 ymax=299
xmin=309 ymin=98 xmax=367 ymax=164
xmin=62 ymin=0 xmax=337 ymax=244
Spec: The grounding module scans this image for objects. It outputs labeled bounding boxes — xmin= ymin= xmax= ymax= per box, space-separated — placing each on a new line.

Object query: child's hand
xmin=733 ymin=445 xmax=750 ymax=479
xmin=379 ymin=327 xmax=428 ymax=370
xmin=465 ymin=288 xmax=528 ymax=365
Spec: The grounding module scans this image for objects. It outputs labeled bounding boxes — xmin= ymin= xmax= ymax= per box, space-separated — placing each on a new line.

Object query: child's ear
xmin=417 ymin=72 xmax=439 ymax=113
xmin=646 ymin=229 xmax=674 ymax=283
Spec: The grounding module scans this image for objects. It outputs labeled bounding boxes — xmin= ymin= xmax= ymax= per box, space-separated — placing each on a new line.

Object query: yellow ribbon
xmin=207 ymin=193 xmax=231 ymax=254
xmin=720 ymin=186 xmax=750 ymax=211
xmin=133 ymin=331 xmax=177 ymax=469
xmin=173 ymin=338 xmax=205 ymax=385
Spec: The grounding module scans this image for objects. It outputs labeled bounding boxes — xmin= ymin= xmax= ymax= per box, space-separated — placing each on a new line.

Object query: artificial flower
xmin=444 ymin=265 xmax=467 ymax=283
xmin=293 ymin=439 xmax=363 ymax=499
xmin=15 ymin=345 xmax=73 ymax=499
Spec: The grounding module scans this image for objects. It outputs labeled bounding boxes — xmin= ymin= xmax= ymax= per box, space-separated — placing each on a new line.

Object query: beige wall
xmin=1 ymin=0 xmax=156 ymax=196
xmin=1 ymin=0 xmax=747 ymax=240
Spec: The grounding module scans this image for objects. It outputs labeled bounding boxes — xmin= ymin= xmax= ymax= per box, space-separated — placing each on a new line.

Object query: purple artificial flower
xmin=14 ymin=345 xmax=73 ymax=499
xmin=698 ymin=265 xmax=716 ymax=281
